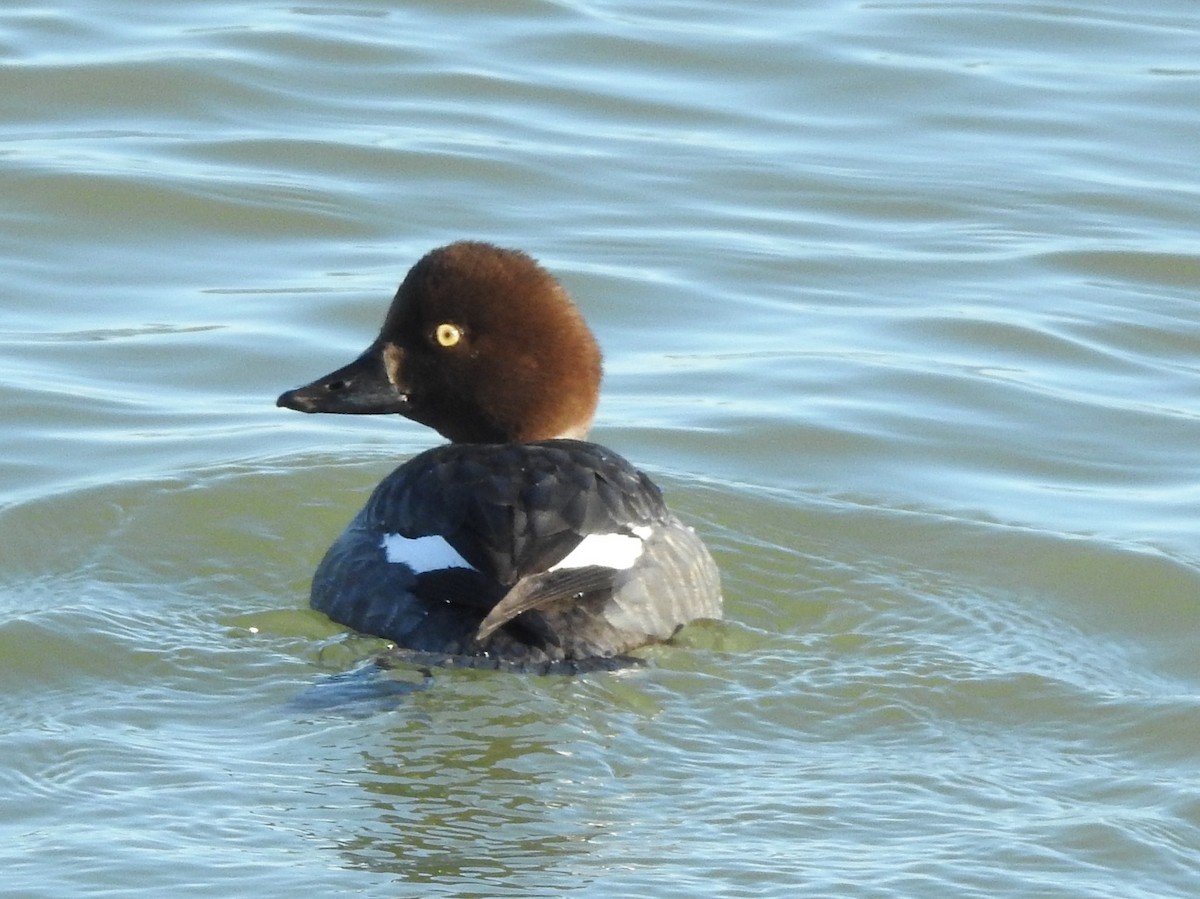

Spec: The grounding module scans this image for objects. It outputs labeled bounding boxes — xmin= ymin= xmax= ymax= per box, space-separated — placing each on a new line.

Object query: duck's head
xmin=277 ymin=242 xmax=603 ymax=444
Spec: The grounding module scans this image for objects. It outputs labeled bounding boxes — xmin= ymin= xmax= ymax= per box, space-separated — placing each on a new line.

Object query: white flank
xmin=549 ymin=531 xmax=647 ymax=572
xmin=380 ymin=533 xmax=474 ymax=573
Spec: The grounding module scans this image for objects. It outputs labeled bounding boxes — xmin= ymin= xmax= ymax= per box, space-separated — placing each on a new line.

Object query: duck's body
xmin=278 ymin=242 xmax=721 ymax=668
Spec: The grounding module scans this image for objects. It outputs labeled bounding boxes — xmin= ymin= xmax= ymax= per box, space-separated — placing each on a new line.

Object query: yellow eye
xmin=434 ymin=323 xmax=462 ymax=348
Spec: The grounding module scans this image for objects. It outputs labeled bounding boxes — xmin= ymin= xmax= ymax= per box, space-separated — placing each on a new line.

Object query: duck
xmin=277 ymin=241 xmax=721 ymax=672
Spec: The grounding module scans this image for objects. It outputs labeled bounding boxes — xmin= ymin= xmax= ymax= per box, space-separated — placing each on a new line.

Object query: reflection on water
xmin=346 ymin=683 xmax=617 ymax=888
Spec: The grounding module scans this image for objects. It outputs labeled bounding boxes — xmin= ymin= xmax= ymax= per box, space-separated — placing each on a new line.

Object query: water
xmin=2 ymin=1 xmax=1199 ymax=896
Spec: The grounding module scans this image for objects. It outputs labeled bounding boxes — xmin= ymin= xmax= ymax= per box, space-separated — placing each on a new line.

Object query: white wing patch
xmin=381 ymin=533 xmax=474 ymax=573
xmin=549 ymin=527 xmax=652 ymax=572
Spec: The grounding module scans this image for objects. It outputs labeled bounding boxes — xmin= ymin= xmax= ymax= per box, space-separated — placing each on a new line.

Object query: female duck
xmin=278 ymin=242 xmax=721 ymax=670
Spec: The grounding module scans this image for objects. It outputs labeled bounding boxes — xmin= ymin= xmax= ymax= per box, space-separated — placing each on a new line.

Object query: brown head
xmin=277 ymin=242 xmax=603 ymax=443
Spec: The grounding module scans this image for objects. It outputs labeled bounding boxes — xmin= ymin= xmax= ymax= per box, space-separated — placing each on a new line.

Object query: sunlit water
xmin=2 ymin=1 xmax=1199 ymax=896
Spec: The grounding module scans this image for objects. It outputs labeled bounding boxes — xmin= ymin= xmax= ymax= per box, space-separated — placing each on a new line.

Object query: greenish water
xmin=2 ymin=1 xmax=1199 ymax=896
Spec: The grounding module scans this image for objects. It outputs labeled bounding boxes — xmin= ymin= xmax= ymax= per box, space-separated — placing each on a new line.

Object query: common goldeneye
xmin=277 ymin=241 xmax=721 ymax=671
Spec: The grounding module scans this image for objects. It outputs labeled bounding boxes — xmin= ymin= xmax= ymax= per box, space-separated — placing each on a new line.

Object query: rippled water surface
xmin=3 ymin=1 xmax=1199 ymax=896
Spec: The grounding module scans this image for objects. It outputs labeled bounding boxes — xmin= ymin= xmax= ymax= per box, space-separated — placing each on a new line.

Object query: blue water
xmin=2 ymin=1 xmax=1199 ymax=896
